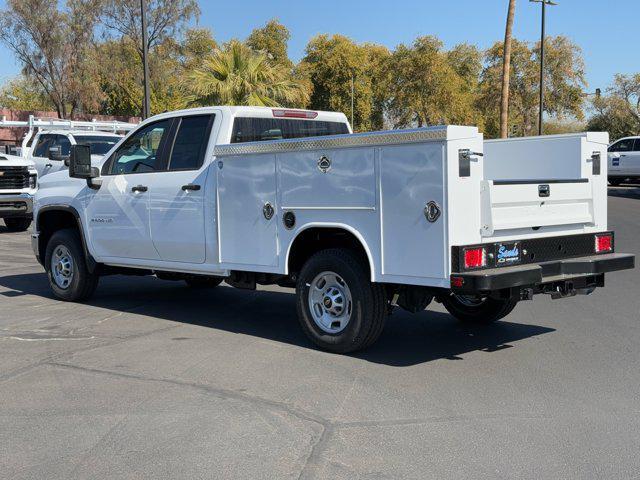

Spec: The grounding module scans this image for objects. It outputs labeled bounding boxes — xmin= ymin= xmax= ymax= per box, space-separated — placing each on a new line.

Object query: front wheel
xmin=296 ymin=248 xmax=386 ymax=353
xmin=4 ymin=217 xmax=31 ymax=232
xmin=45 ymin=229 xmax=99 ymax=301
xmin=439 ymin=293 xmax=518 ymax=325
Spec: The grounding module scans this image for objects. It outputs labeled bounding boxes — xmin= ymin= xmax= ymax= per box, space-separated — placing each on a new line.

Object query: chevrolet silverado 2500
xmin=31 ymin=107 xmax=635 ymax=353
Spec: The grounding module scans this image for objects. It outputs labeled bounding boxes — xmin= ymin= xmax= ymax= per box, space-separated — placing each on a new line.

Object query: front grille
xmin=0 ymin=166 xmax=29 ymax=190
xmin=452 ymin=232 xmax=612 ymax=272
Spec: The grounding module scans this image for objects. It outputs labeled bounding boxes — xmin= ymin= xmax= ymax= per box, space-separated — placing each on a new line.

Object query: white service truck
xmin=32 ymin=107 xmax=635 ymax=353
xmin=0 ymin=117 xmax=137 ymax=232
xmin=0 ymin=116 xmax=137 ymax=178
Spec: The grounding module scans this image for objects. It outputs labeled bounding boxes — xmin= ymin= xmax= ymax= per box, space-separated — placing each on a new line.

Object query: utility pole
xmin=140 ymin=0 xmax=151 ymax=119
xmin=530 ymin=0 xmax=557 ymax=135
xmin=350 ymin=72 xmax=355 ymax=131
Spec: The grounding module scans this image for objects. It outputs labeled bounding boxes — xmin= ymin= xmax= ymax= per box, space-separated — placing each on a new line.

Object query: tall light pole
xmin=530 ymin=0 xmax=557 ymax=135
xmin=350 ymin=71 xmax=355 ymax=131
xmin=140 ymin=0 xmax=151 ymax=119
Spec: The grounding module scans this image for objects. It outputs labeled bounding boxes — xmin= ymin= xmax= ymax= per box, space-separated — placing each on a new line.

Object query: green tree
xmin=383 ymin=36 xmax=480 ymax=128
xmin=0 ymin=75 xmax=54 ymax=111
xmin=0 ymin=0 xmax=103 ymax=117
xmin=479 ymin=36 xmax=586 ymax=138
xmin=184 ymin=40 xmax=309 ymax=107
xmin=588 ymin=74 xmax=640 ymax=140
xmin=246 ymin=19 xmax=292 ymax=67
xmin=300 ymin=34 xmax=390 ymax=131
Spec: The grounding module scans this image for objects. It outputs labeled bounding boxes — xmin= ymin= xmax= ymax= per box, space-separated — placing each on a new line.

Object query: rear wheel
xmin=45 ymin=229 xmax=99 ymax=301
xmin=296 ymin=248 xmax=386 ymax=353
xmin=440 ymin=293 xmax=518 ymax=325
xmin=4 ymin=217 xmax=31 ymax=232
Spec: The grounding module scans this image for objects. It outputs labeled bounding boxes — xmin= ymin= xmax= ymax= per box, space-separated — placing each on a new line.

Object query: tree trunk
xmin=500 ymin=0 xmax=517 ymax=138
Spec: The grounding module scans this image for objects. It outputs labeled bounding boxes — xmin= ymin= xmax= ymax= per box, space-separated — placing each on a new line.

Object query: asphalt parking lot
xmin=1 ymin=187 xmax=639 ymax=480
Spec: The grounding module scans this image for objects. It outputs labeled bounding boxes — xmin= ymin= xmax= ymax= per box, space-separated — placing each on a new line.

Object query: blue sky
xmin=0 ymin=0 xmax=637 ymax=92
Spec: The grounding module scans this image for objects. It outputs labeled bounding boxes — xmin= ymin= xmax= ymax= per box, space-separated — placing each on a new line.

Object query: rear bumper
xmin=451 ymin=253 xmax=635 ymax=294
xmin=0 ymin=193 xmax=33 ymax=218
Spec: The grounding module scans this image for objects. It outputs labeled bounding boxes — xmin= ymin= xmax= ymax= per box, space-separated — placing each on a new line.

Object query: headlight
xmin=29 ymin=174 xmax=37 ymax=189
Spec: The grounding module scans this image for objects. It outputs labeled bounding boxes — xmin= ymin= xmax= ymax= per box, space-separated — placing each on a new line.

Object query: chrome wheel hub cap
xmin=308 ymin=271 xmax=353 ymax=334
xmin=51 ymin=245 xmax=74 ymax=289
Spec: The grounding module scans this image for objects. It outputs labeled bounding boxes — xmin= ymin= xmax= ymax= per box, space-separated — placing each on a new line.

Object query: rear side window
xmin=231 ymin=118 xmax=349 ymax=144
xmin=168 ymin=115 xmax=214 ymax=171
xmin=634 ymin=139 xmax=640 ymax=152
xmin=609 ymin=139 xmax=635 ymax=152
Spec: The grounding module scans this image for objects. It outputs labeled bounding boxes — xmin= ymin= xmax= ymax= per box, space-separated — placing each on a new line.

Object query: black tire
xmin=44 ymin=228 xmax=99 ymax=301
xmin=4 ymin=217 xmax=31 ymax=232
xmin=184 ymin=276 xmax=223 ymax=288
xmin=608 ymin=178 xmax=622 ymax=186
xmin=440 ymin=293 xmax=518 ymax=325
xmin=296 ymin=248 xmax=386 ymax=353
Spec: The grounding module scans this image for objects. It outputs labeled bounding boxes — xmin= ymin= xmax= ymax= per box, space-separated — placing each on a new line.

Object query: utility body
xmin=31 ymin=106 xmax=635 ymax=352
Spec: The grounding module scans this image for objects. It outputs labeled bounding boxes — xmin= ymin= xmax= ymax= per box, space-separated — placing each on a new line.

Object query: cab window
xmin=108 ymin=120 xmax=172 ymax=174
xmin=55 ymin=135 xmax=72 ymax=157
xmin=609 ymin=139 xmax=635 ymax=152
xmin=231 ymin=118 xmax=349 ymax=143
xmin=33 ymin=134 xmax=54 ymax=157
xmin=167 ymin=115 xmax=214 ymax=171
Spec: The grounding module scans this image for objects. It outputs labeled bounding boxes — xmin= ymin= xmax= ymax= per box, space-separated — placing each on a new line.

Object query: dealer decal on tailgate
xmin=497 ymin=242 xmax=521 ymax=266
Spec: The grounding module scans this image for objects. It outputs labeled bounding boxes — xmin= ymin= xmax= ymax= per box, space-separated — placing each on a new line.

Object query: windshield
xmin=74 ymin=135 xmax=121 ymax=156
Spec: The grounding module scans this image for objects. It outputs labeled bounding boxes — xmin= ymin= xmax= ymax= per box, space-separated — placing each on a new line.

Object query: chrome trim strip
xmin=214 ymin=127 xmax=451 ymax=157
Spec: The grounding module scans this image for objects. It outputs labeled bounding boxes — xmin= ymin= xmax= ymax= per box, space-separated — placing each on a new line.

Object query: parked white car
xmin=32 ymin=107 xmax=635 ymax=352
xmin=608 ymin=136 xmax=640 ymax=185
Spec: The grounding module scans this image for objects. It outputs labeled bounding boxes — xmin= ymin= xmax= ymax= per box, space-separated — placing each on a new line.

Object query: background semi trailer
xmin=31 ymin=107 xmax=634 ymax=352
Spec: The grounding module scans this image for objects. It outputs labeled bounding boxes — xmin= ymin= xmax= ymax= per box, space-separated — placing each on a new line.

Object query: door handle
xmin=181 ymin=184 xmax=201 ymax=191
xmin=131 ymin=185 xmax=148 ymax=193
xmin=45 ymin=163 xmax=52 ymax=168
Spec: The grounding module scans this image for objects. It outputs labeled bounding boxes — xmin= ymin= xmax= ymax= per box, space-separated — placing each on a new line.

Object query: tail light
xmin=463 ymin=247 xmax=486 ymax=269
xmin=595 ymin=233 xmax=613 ymax=253
xmin=272 ymin=109 xmax=318 ymax=119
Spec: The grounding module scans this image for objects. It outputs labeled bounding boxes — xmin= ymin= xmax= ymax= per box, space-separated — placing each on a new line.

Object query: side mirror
xmin=69 ymin=144 xmax=98 ymax=180
xmin=48 ymin=146 xmax=64 ymax=161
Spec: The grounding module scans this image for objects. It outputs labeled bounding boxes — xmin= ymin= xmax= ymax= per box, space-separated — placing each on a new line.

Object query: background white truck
xmin=0 ymin=153 xmax=37 ymax=231
xmin=31 ymin=107 xmax=635 ymax=353
xmin=607 ymin=135 xmax=640 ymax=185
xmin=0 ymin=116 xmax=137 ymax=178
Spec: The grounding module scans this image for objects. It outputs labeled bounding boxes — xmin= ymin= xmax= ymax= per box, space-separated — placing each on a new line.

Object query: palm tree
xmin=185 ymin=40 xmax=309 ymax=107
xmin=500 ymin=0 xmax=517 ymax=138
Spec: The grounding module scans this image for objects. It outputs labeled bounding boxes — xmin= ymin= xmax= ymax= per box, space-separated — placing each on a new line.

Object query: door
xmin=149 ymin=114 xmax=214 ymax=263
xmin=218 ymin=153 xmax=278 ymax=268
xmin=627 ymin=139 xmax=640 ymax=177
xmin=85 ymin=119 xmax=173 ymax=261
xmin=608 ymin=138 xmax=635 ymax=176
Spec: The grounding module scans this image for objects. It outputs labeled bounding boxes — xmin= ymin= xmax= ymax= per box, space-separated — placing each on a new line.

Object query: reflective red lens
xmin=451 ymin=276 xmax=464 ymax=288
xmin=595 ymin=234 xmax=612 ymax=253
xmin=464 ymin=248 xmax=486 ymax=269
